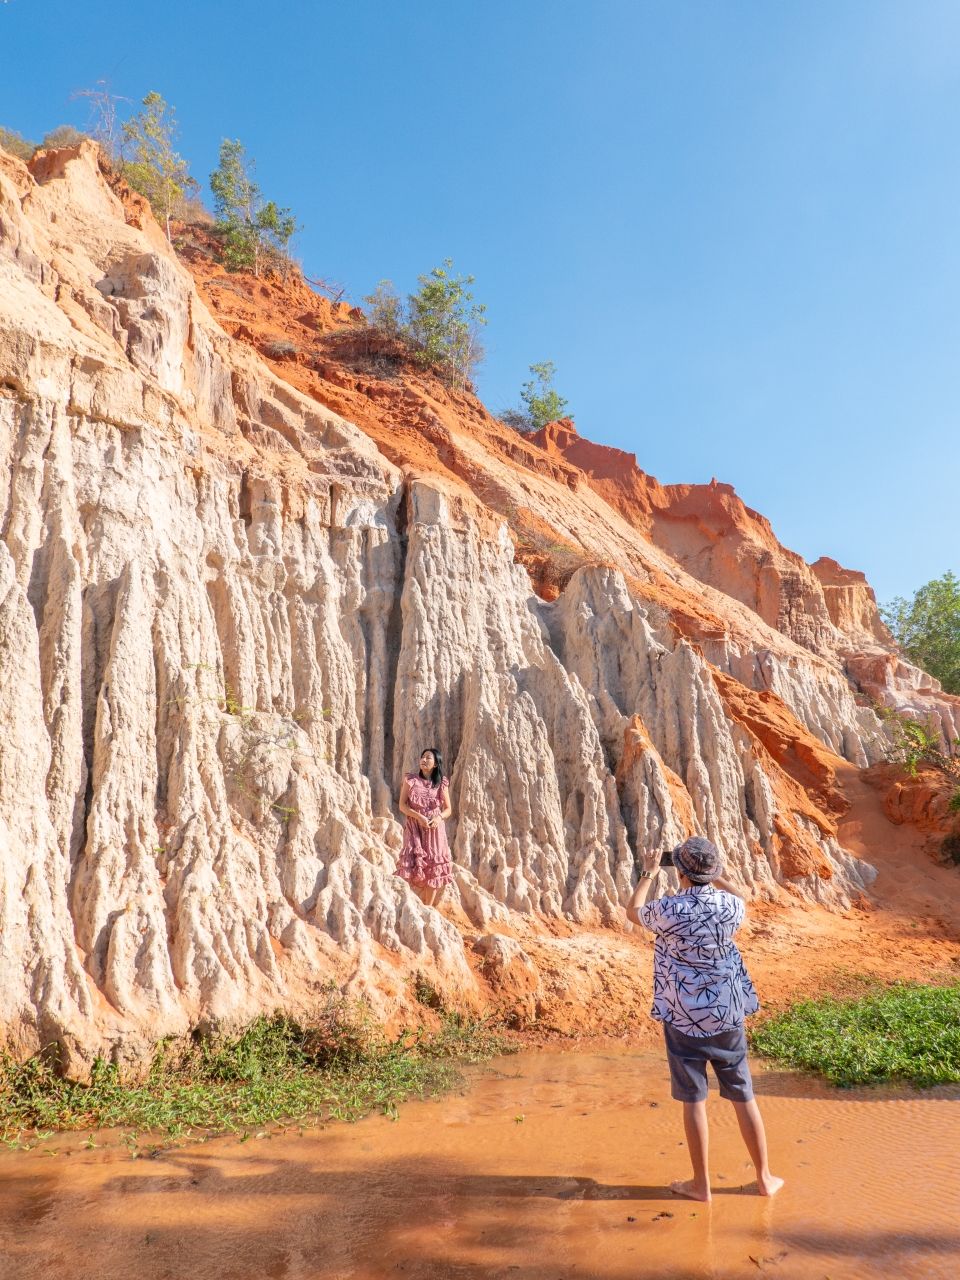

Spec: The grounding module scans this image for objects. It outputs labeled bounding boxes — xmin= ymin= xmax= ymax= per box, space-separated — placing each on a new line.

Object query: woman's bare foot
xmin=756 ymin=1174 xmax=784 ymax=1197
xmin=670 ymin=1178 xmax=711 ymax=1202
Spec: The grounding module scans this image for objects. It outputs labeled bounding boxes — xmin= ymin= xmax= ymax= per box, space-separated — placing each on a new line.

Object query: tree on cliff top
xmin=881 ymin=571 xmax=960 ymax=695
xmin=363 ymin=264 xmax=485 ymax=389
xmin=210 ymin=139 xmax=300 ymax=278
xmin=0 ymin=127 xmax=37 ymax=161
xmin=502 ymin=361 xmax=571 ymax=433
xmin=121 ymin=92 xmax=199 ymax=241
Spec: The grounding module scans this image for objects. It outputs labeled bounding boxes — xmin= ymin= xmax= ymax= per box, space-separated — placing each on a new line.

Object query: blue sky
xmin=2 ymin=0 xmax=959 ymax=601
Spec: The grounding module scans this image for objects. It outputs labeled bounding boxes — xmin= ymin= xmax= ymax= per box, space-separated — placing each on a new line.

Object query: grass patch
xmin=750 ymin=981 xmax=960 ymax=1088
xmin=0 ymin=998 xmax=509 ymax=1149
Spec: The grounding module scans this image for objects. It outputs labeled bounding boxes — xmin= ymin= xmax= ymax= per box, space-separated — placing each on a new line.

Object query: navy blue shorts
xmin=662 ymin=1021 xmax=754 ymax=1104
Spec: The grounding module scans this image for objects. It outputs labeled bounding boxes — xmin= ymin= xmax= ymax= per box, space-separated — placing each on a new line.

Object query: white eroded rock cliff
xmin=0 ymin=141 xmax=882 ymax=1069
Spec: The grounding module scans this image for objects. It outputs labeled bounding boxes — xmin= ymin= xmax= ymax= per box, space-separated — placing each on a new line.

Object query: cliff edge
xmin=0 ymin=140 xmax=954 ymax=1073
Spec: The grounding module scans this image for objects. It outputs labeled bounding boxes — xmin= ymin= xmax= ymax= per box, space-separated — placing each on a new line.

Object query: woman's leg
xmin=730 ymin=1100 xmax=783 ymax=1196
xmin=670 ymin=1101 xmax=711 ymax=1201
xmin=413 ymin=884 xmax=438 ymax=907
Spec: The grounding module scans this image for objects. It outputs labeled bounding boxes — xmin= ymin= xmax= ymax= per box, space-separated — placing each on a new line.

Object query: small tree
xmin=42 ymin=125 xmax=87 ymax=150
xmin=502 ymin=361 xmax=571 ymax=432
xmin=362 ymin=280 xmax=404 ymax=335
xmin=210 ymin=139 xmax=300 ymax=277
xmin=70 ymin=78 xmax=131 ymax=160
xmin=405 ymin=260 xmax=486 ymax=388
xmin=121 ymin=92 xmax=199 ymax=241
xmin=881 ymin=572 xmax=960 ymax=695
xmin=0 ymin=127 xmax=37 ymax=161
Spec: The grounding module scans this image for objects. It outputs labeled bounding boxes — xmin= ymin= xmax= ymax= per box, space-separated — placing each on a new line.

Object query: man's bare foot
xmin=756 ymin=1175 xmax=784 ymax=1198
xmin=670 ymin=1179 xmax=711 ymax=1202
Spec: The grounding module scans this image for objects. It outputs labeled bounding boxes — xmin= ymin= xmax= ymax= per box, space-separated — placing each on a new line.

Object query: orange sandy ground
xmin=2 ymin=1049 xmax=957 ymax=1280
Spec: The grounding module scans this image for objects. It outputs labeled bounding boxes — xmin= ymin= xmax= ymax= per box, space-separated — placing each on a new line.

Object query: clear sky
xmin=2 ymin=0 xmax=959 ymax=601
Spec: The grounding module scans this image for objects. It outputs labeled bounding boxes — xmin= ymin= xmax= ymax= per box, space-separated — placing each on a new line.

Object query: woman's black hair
xmin=420 ymin=746 xmax=443 ymax=788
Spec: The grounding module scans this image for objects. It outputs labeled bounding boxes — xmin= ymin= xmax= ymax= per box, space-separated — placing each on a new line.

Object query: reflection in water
xmin=0 ymin=1050 xmax=958 ymax=1279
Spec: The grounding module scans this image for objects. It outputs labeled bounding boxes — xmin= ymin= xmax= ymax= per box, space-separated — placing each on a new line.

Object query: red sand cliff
xmin=166 ymin=210 xmax=960 ymax=997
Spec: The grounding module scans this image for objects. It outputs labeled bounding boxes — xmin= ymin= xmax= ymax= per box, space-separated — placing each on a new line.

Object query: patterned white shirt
xmin=638 ymin=884 xmax=759 ymax=1037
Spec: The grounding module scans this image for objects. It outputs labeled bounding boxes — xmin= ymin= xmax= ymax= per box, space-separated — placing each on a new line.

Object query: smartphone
xmin=659 ymin=848 xmax=675 ymax=867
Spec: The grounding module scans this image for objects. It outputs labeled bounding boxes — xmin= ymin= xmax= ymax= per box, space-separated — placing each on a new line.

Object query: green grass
xmin=0 ymin=1000 xmax=509 ymax=1149
xmin=749 ymin=981 xmax=960 ymax=1088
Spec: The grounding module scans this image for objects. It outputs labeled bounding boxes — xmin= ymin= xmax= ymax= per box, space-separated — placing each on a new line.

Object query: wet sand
xmin=1 ymin=1050 xmax=958 ymax=1280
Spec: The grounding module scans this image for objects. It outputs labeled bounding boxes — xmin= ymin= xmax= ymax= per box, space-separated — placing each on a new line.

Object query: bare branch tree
xmin=69 ymin=78 xmax=131 ymax=159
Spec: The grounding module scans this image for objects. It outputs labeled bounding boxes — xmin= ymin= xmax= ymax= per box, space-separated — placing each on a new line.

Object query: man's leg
xmin=730 ymin=1100 xmax=783 ymax=1197
xmin=670 ymin=1100 xmax=711 ymax=1201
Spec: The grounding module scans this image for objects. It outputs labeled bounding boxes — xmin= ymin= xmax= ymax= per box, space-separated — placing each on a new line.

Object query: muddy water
xmin=1 ymin=1051 xmax=958 ymax=1280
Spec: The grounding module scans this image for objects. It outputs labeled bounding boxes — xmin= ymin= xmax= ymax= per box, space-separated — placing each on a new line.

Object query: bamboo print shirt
xmin=637 ymin=884 xmax=759 ymax=1037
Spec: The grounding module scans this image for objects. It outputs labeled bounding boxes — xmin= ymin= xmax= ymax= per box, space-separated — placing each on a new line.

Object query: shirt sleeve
xmin=724 ymin=892 xmax=746 ymax=932
xmin=637 ymin=895 xmax=670 ymax=934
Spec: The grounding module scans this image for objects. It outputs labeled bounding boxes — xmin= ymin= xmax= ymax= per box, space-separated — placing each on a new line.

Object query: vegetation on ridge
xmin=0 ymin=996 xmax=509 ymax=1148
xmin=502 ymin=361 xmax=572 ymax=433
xmin=363 ymin=262 xmax=487 ymax=389
xmin=881 ymin=570 xmax=960 ymax=696
xmin=210 ymin=138 xmax=300 ymax=277
xmin=750 ymin=981 xmax=960 ymax=1087
xmin=121 ymin=93 xmax=200 ymax=241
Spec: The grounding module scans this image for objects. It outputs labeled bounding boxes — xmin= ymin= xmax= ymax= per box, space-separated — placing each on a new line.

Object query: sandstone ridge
xmin=0 ymin=140 xmax=943 ymax=1071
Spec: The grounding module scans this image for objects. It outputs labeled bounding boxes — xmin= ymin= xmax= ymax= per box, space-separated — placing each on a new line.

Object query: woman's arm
xmin=398 ymin=779 xmax=426 ymax=827
xmin=439 ymin=784 xmax=452 ymax=821
xmin=625 ymin=847 xmax=663 ymax=925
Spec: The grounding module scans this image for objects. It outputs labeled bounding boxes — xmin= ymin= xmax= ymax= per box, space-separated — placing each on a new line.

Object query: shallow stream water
xmin=1 ymin=1050 xmax=958 ymax=1279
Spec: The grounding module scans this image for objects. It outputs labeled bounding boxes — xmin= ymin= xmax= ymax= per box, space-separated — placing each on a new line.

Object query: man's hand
xmin=626 ymin=847 xmax=664 ymax=926
xmin=640 ymin=847 xmax=663 ymax=876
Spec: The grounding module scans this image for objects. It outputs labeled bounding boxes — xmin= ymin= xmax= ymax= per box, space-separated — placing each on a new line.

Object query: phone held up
xmin=636 ymin=847 xmax=675 ymax=867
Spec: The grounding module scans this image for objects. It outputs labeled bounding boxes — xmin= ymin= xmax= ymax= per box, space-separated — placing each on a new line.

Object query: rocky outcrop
xmin=0 ymin=141 xmax=891 ymax=1070
xmin=529 ymin=420 xmax=960 ymax=754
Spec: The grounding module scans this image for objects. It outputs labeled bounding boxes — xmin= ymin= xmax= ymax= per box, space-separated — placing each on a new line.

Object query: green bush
xmin=362 ymin=280 xmax=404 ymax=335
xmin=361 ymin=263 xmax=486 ymax=389
xmin=881 ymin=571 xmax=960 ymax=695
xmin=406 ymin=260 xmax=486 ymax=388
xmin=503 ymin=361 xmax=571 ymax=433
xmin=210 ymin=139 xmax=300 ymax=277
xmin=0 ymin=1002 xmax=509 ymax=1146
xmin=0 ymin=127 xmax=37 ymax=161
xmin=41 ymin=125 xmax=87 ymax=150
xmin=750 ymin=982 xmax=960 ymax=1087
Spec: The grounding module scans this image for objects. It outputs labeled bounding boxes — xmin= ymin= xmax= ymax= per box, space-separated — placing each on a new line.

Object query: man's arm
xmin=625 ymin=847 xmax=664 ymax=926
xmin=713 ymin=873 xmax=745 ymax=903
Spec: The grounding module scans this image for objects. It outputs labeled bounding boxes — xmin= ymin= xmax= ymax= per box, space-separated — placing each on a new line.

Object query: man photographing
xmin=626 ymin=836 xmax=783 ymax=1201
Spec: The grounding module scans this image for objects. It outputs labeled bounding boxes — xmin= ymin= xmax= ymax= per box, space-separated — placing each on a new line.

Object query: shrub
xmin=0 ymin=1001 xmax=509 ymax=1143
xmin=750 ymin=982 xmax=960 ymax=1087
xmin=121 ymin=92 xmax=200 ymax=242
xmin=502 ymin=362 xmax=571 ymax=433
xmin=0 ymin=127 xmax=37 ymax=161
xmin=41 ymin=125 xmax=87 ymax=150
xmin=363 ymin=263 xmax=486 ymax=389
xmin=881 ymin=571 xmax=960 ymax=695
xmin=362 ymin=280 xmax=404 ymax=335
xmin=210 ymin=139 xmax=300 ymax=278
xmin=406 ymin=260 xmax=486 ymax=388
xmin=266 ymin=339 xmax=299 ymax=358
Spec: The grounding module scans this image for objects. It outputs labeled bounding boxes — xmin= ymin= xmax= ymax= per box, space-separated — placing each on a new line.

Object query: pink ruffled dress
xmin=395 ymin=772 xmax=454 ymax=888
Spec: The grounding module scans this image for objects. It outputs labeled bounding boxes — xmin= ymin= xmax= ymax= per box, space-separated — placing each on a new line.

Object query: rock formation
xmin=0 ymin=139 xmax=944 ymax=1071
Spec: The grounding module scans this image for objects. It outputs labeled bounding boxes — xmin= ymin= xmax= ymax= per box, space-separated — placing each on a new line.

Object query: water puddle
xmin=1 ymin=1050 xmax=958 ymax=1278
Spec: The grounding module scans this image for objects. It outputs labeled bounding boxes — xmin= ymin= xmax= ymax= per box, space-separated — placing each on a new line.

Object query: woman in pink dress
xmin=395 ymin=747 xmax=453 ymax=906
